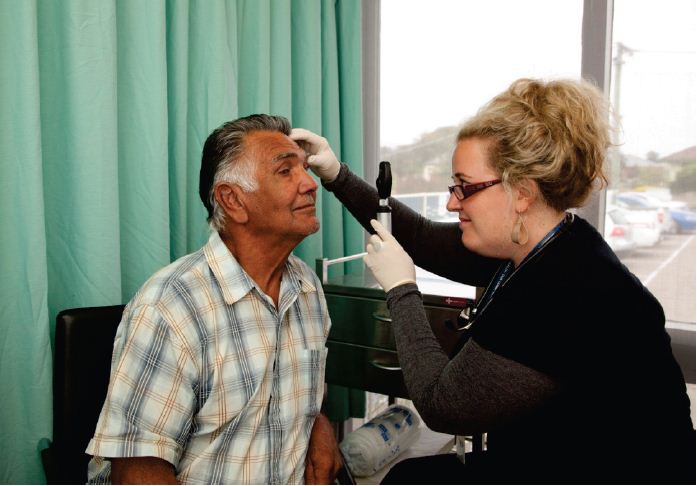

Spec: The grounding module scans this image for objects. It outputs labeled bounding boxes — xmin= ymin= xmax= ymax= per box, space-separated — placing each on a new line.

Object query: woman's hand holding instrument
xmin=363 ymin=219 xmax=416 ymax=292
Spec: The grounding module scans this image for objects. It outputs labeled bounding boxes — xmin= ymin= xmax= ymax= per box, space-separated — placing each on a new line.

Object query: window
xmin=608 ymin=0 xmax=696 ymax=328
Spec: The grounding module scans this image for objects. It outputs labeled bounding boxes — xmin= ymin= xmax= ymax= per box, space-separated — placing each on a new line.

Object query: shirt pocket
xmin=304 ymin=347 xmax=328 ymax=417
xmin=279 ymin=347 xmax=328 ymax=422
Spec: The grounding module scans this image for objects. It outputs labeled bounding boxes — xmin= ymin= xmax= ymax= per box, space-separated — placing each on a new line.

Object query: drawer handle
xmin=370 ymin=360 xmax=401 ymax=371
xmin=372 ymin=312 xmax=392 ymax=324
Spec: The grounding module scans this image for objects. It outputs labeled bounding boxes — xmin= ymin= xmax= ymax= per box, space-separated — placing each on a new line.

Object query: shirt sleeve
xmin=86 ymin=304 xmax=197 ymax=467
xmin=386 ymin=283 xmax=561 ymax=435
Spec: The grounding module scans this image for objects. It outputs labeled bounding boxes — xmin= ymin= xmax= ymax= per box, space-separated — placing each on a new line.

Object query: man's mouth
xmin=294 ymin=203 xmax=316 ymax=211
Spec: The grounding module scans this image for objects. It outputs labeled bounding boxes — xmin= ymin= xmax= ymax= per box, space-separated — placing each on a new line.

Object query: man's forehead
xmin=246 ymin=130 xmax=302 ymax=162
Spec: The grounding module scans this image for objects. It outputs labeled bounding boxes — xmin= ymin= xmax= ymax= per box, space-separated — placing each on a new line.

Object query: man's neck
xmin=219 ymin=231 xmax=297 ymax=307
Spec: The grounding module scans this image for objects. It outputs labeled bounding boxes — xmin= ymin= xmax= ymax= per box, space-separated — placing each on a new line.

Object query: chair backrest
xmin=43 ymin=305 xmax=125 ymax=484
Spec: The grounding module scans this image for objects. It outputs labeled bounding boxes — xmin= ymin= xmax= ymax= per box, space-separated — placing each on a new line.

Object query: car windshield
xmin=617 ymin=195 xmax=661 ymax=210
xmin=609 ymin=209 xmax=630 ymax=224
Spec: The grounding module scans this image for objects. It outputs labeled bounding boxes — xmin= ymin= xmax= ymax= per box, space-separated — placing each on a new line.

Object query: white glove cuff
xmin=384 ymin=279 xmax=417 ymax=293
xmin=322 ymin=161 xmax=341 ymax=182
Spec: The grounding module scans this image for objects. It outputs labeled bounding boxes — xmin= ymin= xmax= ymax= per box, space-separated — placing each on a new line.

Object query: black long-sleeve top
xmin=324 ymin=163 xmax=695 ymax=483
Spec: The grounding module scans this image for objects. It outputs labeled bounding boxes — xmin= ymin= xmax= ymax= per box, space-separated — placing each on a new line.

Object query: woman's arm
xmin=386 ymin=284 xmax=560 ymax=435
xmin=324 ymin=164 xmax=499 ymax=286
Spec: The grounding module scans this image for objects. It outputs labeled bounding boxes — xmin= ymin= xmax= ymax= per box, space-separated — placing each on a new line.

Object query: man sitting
xmin=86 ymin=114 xmax=341 ymax=484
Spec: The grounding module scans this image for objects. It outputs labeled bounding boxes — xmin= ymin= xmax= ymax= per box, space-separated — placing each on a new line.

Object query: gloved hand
xmin=364 ymin=219 xmax=416 ymax=292
xmin=290 ymin=128 xmax=341 ymax=182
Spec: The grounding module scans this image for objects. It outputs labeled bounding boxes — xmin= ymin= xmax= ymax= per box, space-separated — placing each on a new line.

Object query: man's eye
xmin=279 ymin=168 xmax=291 ymax=175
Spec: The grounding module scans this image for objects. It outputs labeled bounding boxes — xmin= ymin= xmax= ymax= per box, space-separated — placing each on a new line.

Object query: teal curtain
xmin=0 ymin=1 xmax=364 ymax=483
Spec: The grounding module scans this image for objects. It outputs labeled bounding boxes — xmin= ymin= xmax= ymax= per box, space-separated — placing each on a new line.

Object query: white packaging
xmin=339 ymin=405 xmax=420 ymax=477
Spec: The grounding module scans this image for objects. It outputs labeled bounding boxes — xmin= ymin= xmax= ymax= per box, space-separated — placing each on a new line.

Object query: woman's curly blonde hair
xmin=457 ymin=78 xmax=613 ymax=211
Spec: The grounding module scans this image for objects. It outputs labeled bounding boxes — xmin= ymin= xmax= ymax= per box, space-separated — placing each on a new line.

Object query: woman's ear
xmin=214 ymin=183 xmax=249 ymax=225
xmin=515 ymin=179 xmax=539 ymax=213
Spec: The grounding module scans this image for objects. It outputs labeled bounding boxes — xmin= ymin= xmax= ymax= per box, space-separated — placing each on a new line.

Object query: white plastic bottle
xmin=339 ymin=405 xmax=420 ymax=477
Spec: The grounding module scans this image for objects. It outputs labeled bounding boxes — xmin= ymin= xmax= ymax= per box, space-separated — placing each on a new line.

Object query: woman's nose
xmin=446 ymin=191 xmax=461 ymax=212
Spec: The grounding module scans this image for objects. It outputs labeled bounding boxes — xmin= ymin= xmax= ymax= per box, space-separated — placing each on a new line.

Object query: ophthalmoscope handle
xmin=376 ymin=161 xmax=392 ymax=233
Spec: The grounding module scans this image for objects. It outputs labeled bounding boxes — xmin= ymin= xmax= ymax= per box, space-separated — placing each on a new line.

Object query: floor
xmin=347 ymin=384 xmax=697 ymax=485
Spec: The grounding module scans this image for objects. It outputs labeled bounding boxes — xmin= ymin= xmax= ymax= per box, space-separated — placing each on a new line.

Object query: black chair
xmin=42 ymin=305 xmax=125 ymax=484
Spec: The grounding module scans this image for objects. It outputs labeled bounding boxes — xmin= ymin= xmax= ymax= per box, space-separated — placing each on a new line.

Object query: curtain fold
xmin=0 ymin=1 xmax=52 ymax=483
xmin=0 ymin=1 xmax=363 ymax=482
xmin=116 ymin=0 xmax=172 ymax=299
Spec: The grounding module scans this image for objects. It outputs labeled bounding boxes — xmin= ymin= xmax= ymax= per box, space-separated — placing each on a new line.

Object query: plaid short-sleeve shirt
xmin=86 ymin=231 xmax=331 ymax=484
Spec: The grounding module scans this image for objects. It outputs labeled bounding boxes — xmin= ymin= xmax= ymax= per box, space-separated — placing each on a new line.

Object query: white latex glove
xmin=364 ymin=219 xmax=416 ymax=292
xmin=290 ymin=128 xmax=341 ymax=182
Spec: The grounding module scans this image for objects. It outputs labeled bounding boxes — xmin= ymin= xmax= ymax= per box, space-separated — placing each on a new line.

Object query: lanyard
xmin=457 ymin=213 xmax=572 ymax=330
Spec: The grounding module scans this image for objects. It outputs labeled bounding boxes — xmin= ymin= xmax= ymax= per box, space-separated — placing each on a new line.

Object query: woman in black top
xmin=292 ymin=78 xmax=695 ymax=484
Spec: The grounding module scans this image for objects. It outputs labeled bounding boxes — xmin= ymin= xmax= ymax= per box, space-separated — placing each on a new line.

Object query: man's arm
xmin=305 ymin=413 xmax=343 ymax=485
xmin=110 ymin=457 xmax=178 ymax=484
xmin=87 ymin=305 xmax=197 ymax=483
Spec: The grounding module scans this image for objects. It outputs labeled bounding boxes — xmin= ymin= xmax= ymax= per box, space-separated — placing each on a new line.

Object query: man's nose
xmin=299 ymin=169 xmax=318 ymax=193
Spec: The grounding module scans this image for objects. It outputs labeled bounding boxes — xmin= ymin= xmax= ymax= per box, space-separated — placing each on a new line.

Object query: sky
xmin=380 ymin=0 xmax=696 ymax=159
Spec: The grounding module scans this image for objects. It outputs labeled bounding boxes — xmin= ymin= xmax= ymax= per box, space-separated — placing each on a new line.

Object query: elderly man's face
xmin=243 ymin=130 xmax=319 ymax=243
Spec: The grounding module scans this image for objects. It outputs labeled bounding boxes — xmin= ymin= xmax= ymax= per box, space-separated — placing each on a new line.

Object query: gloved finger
xmin=369 ymin=234 xmax=383 ymax=252
xmin=290 ymin=128 xmax=323 ymax=148
xmin=362 ymin=256 xmax=384 ymax=288
xmin=363 ymin=252 xmax=374 ymax=266
xmin=289 ymin=127 xmax=312 ymax=141
xmin=370 ymin=219 xmax=396 ymax=242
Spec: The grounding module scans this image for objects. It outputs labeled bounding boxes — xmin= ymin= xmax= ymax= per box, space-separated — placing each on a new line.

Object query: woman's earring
xmin=511 ymin=212 xmax=529 ymax=245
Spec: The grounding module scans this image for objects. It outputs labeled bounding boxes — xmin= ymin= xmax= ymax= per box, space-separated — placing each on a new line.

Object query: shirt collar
xmin=285 ymin=255 xmax=318 ymax=294
xmin=204 ymin=232 xmax=316 ymax=305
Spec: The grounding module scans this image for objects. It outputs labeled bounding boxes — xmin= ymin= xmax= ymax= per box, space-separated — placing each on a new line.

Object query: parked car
xmin=604 ymin=207 xmax=637 ymax=257
xmin=606 ymin=204 xmax=661 ymax=248
xmin=615 ymin=192 xmax=672 ymax=234
xmin=668 ymin=208 xmax=696 ymax=233
xmin=393 ymin=192 xmax=456 ymax=222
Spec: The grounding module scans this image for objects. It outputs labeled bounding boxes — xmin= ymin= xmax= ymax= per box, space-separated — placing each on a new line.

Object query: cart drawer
xmin=325 ymin=340 xmax=409 ymax=398
xmin=326 ymin=293 xmax=465 ymax=355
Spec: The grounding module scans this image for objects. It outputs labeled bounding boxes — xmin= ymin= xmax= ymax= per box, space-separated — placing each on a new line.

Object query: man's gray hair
xmin=199 ymin=114 xmax=292 ymax=231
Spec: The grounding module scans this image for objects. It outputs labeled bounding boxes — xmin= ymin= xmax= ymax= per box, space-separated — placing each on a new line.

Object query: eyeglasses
xmin=447 ymin=179 xmax=501 ymax=201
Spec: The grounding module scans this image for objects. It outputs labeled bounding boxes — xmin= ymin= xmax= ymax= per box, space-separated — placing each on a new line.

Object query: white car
xmin=606 ymin=204 xmax=661 ymax=248
xmin=604 ymin=207 xmax=637 ymax=257
xmin=616 ymin=192 xmax=675 ymax=234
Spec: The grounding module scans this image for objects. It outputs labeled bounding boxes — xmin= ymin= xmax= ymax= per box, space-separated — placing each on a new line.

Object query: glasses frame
xmin=448 ymin=179 xmax=501 ymax=201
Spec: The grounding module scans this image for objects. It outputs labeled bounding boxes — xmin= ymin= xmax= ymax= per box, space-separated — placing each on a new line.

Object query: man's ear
xmin=214 ymin=183 xmax=249 ymax=224
xmin=515 ymin=179 xmax=538 ymax=213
